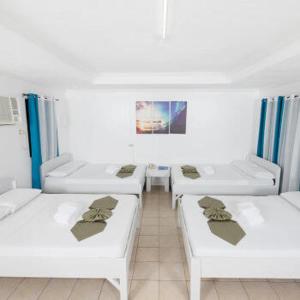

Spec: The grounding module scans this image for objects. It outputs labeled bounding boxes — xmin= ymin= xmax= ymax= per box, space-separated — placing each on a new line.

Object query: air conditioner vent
xmin=0 ymin=96 xmax=21 ymax=125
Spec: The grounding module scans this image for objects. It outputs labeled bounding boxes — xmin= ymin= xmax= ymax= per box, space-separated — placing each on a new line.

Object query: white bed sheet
xmin=172 ymin=163 xmax=274 ymax=195
xmin=0 ymin=193 xmax=138 ymax=258
xmin=181 ymin=194 xmax=300 ymax=258
xmin=44 ymin=163 xmax=146 ymax=194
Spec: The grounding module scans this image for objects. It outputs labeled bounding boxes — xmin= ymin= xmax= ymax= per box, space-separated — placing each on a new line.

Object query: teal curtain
xmin=256 ymin=98 xmax=267 ymax=158
xmin=26 ymin=94 xmax=42 ymax=189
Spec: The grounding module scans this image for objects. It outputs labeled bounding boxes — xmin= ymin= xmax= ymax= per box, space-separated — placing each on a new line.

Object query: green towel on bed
xmin=116 ymin=164 xmax=136 ymax=178
xmin=198 ymin=196 xmax=246 ymax=246
xmin=71 ymin=196 xmax=118 ymax=241
xmin=181 ymin=165 xmax=200 ymax=179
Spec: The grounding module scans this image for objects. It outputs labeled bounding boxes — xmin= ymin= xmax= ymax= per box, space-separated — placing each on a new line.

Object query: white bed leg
xmin=120 ymin=273 xmax=129 ymax=300
xmin=172 ymin=193 xmax=176 ymax=209
xmin=190 ymin=258 xmax=201 ymax=300
xmin=139 ymin=192 xmax=143 ymax=208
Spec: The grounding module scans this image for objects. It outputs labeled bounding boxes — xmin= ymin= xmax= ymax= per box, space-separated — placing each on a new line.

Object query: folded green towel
xmin=71 ymin=196 xmax=118 ymax=241
xmin=183 ymin=172 xmax=200 ymax=179
xmin=181 ymin=165 xmax=198 ymax=173
xmin=198 ymin=196 xmax=246 ymax=245
xmin=116 ymin=164 xmax=136 ymax=178
xmin=82 ymin=208 xmax=112 ymax=222
xmin=90 ymin=196 xmax=118 ymax=210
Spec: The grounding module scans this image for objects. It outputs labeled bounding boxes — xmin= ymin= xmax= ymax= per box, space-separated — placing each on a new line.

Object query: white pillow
xmin=47 ymin=161 xmax=86 ymax=177
xmin=281 ymin=192 xmax=300 ymax=209
xmin=105 ymin=165 xmax=120 ymax=175
xmin=0 ymin=188 xmax=41 ymax=213
xmin=232 ymin=160 xmax=275 ymax=180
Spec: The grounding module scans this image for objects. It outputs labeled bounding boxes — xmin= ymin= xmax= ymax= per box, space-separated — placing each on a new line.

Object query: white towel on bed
xmin=105 ymin=165 xmax=120 ymax=175
xmin=237 ymin=202 xmax=264 ymax=226
xmin=54 ymin=202 xmax=82 ymax=226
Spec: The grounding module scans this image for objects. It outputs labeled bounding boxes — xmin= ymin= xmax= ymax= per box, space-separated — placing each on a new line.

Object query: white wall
xmin=59 ymin=88 xmax=260 ymax=165
xmin=260 ymin=82 xmax=300 ymax=98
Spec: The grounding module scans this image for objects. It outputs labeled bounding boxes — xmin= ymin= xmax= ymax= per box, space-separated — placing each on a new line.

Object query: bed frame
xmin=40 ymin=153 xmax=144 ymax=207
xmin=0 ymin=178 xmax=139 ymax=300
xmin=178 ymin=199 xmax=300 ymax=300
xmin=171 ymin=154 xmax=281 ymax=209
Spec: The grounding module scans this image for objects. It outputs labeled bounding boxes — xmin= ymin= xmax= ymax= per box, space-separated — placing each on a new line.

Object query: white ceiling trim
xmin=93 ymin=72 xmax=231 ymax=86
xmin=231 ymin=41 xmax=300 ymax=82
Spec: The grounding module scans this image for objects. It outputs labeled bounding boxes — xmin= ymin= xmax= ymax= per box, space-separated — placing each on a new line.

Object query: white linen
xmin=54 ymin=202 xmax=83 ymax=226
xmin=202 ymin=166 xmax=215 ymax=175
xmin=105 ymin=165 xmax=120 ymax=175
xmin=236 ymin=202 xmax=264 ymax=226
xmin=0 ymin=207 xmax=11 ymax=220
xmin=44 ymin=163 xmax=146 ymax=194
xmin=281 ymin=192 xmax=300 ymax=209
xmin=0 ymin=189 xmax=41 ymax=213
xmin=232 ymin=160 xmax=275 ymax=180
xmin=181 ymin=194 xmax=300 ymax=258
xmin=172 ymin=163 xmax=275 ymax=196
xmin=0 ymin=193 xmax=138 ymax=258
xmin=47 ymin=161 xmax=86 ymax=177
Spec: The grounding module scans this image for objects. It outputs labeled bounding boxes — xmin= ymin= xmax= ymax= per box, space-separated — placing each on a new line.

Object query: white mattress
xmin=172 ymin=163 xmax=275 ymax=195
xmin=0 ymin=193 xmax=138 ymax=258
xmin=181 ymin=194 xmax=300 ymax=258
xmin=44 ymin=163 xmax=146 ymax=194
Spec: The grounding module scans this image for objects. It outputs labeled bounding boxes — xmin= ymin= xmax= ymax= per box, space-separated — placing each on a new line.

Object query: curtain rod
xmin=22 ymin=93 xmax=59 ymax=101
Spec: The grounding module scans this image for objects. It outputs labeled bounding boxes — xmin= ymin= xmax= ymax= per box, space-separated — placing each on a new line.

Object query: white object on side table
xmin=146 ymin=166 xmax=170 ymax=192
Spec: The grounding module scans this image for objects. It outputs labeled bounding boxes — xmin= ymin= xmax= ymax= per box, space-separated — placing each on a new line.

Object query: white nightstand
xmin=146 ymin=166 xmax=170 ymax=192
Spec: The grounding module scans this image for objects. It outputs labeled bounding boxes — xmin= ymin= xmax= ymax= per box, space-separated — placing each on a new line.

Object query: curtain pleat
xmin=257 ymin=98 xmax=267 ymax=158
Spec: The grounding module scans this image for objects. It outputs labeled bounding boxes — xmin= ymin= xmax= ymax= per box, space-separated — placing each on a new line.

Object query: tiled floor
xmin=1 ymin=188 xmax=300 ymax=299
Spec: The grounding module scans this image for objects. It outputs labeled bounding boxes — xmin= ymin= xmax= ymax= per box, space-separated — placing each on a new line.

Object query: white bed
xmin=171 ymin=154 xmax=281 ymax=209
xmin=41 ymin=153 xmax=146 ymax=206
xmin=179 ymin=193 xmax=300 ymax=300
xmin=0 ymin=181 xmax=139 ymax=300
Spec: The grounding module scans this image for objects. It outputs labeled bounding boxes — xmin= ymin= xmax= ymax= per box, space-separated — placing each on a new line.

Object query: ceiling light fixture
xmin=162 ymin=0 xmax=168 ymax=40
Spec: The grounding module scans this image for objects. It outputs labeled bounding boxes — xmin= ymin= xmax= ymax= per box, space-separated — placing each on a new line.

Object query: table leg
xmin=146 ymin=177 xmax=151 ymax=192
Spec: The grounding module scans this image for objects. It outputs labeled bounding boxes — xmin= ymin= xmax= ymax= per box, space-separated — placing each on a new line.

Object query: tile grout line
xmin=6 ymin=277 xmax=26 ymax=300
xmin=36 ymin=278 xmax=51 ymax=300
xmin=66 ymin=278 xmax=78 ymax=300
xmin=240 ymin=279 xmax=251 ymax=300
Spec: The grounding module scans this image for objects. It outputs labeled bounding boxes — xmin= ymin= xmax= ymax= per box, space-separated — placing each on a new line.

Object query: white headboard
xmin=247 ymin=154 xmax=281 ymax=194
xmin=0 ymin=177 xmax=16 ymax=194
xmin=40 ymin=153 xmax=73 ymax=190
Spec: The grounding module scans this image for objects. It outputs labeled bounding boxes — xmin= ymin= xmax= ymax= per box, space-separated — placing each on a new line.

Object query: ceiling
xmin=0 ymin=0 xmax=300 ymax=88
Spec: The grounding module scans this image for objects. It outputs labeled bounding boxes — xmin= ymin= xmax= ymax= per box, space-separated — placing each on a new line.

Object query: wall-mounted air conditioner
xmin=0 ymin=96 xmax=21 ymax=125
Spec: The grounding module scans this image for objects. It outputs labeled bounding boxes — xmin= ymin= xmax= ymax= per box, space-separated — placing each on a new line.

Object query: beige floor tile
xmin=39 ymin=278 xmax=76 ymax=300
xmin=143 ymin=210 xmax=159 ymax=217
xmin=159 ymin=235 xmax=180 ymax=248
xmin=138 ymin=236 xmax=159 ymax=247
xmin=186 ymin=280 xmax=219 ymax=300
xmin=99 ymin=280 xmax=119 ymax=300
xmin=159 ymin=247 xmax=183 ymax=262
xmin=242 ymin=281 xmax=278 ymax=300
xmin=8 ymin=278 xmax=49 ymax=300
xmin=160 ymin=217 xmax=177 ymax=227
xmin=159 ymin=210 xmax=176 ymax=218
xmin=269 ymin=281 xmax=300 ymax=300
xmin=136 ymin=248 xmax=159 ymax=262
xmin=215 ymin=280 xmax=248 ymax=300
xmin=159 ymin=263 xmax=185 ymax=280
xmin=159 ymin=280 xmax=188 ymax=300
xmin=133 ymin=262 xmax=159 ymax=280
xmin=140 ymin=226 xmax=159 ymax=236
xmin=0 ymin=277 xmax=24 ymax=300
xmin=142 ymin=217 xmax=159 ymax=226
xmin=68 ymin=279 xmax=103 ymax=300
xmin=130 ymin=280 xmax=159 ymax=300
xmin=159 ymin=226 xmax=178 ymax=235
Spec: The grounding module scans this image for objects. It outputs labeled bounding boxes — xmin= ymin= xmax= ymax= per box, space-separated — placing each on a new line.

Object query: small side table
xmin=146 ymin=166 xmax=170 ymax=192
